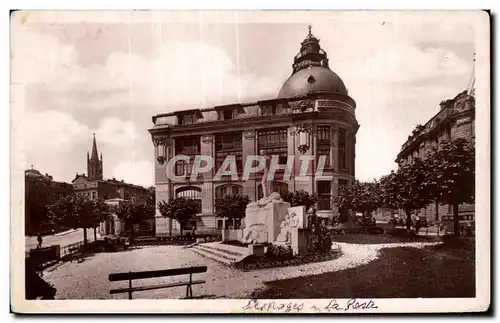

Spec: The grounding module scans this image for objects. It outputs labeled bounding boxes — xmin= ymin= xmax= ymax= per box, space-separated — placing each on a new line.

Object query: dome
xmin=277 ymin=66 xmax=347 ymax=99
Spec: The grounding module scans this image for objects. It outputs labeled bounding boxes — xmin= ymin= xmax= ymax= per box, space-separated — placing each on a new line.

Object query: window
xmin=261 ymin=104 xmax=278 ymax=116
xmin=448 ymin=204 xmax=452 ymax=214
xmin=175 ymin=136 xmax=201 ymax=176
xmin=215 ymin=132 xmax=243 ymax=174
xmin=176 ymin=186 xmax=201 ymax=199
xmin=215 ymin=184 xmax=243 ymax=199
xmin=92 ymin=192 xmax=96 ymax=200
xmin=257 ymin=128 xmax=288 ymax=164
xmin=223 ymin=109 xmax=234 ymax=120
xmin=339 ymin=128 xmax=347 ymax=170
xmin=317 ymin=181 xmax=332 ymax=210
xmin=317 ymin=126 xmax=331 ymax=169
xmin=175 ymin=186 xmax=202 ymax=217
xmin=179 ymin=113 xmax=196 ymax=125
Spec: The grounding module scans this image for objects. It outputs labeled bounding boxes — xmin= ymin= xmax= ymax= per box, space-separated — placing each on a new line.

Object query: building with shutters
xmin=149 ymin=27 xmax=359 ymax=236
xmin=395 ymin=90 xmax=475 ymax=229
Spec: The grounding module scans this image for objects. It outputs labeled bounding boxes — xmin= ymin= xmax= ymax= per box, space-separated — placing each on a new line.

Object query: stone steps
xmin=190 ymin=243 xmax=248 ymax=266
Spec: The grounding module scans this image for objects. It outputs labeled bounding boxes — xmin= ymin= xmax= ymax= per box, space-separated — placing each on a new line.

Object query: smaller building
xmin=25 ymin=167 xmax=73 ymax=235
xmin=99 ymin=198 xmax=125 ymax=236
xmin=72 ymin=135 xmax=150 ymax=203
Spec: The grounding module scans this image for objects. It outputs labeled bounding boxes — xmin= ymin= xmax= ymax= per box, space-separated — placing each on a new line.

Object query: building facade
xmin=395 ymin=90 xmax=475 ymax=228
xmin=72 ymin=135 xmax=150 ymax=203
xmin=25 ymin=168 xmax=73 ymax=235
xmin=149 ymin=28 xmax=359 ymax=236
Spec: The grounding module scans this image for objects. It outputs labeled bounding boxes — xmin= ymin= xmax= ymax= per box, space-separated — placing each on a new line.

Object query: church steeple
xmin=87 ymin=134 xmax=103 ymax=180
xmin=91 ymin=133 xmax=99 ymax=160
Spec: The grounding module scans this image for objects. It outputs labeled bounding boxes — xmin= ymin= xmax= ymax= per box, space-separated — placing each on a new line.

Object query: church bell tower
xmin=87 ymin=133 xmax=103 ymax=180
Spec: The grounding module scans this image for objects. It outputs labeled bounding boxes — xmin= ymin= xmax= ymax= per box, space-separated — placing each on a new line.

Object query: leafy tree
xmin=146 ymin=186 xmax=155 ymax=210
xmin=425 ymin=138 xmax=475 ymax=236
xmin=88 ymin=199 xmax=110 ymax=241
xmin=214 ymin=194 xmax=250 ymax=220
xmin=380 ymin=158 xmax=432 ymax=232
xmin=115 ymin=200 xmax=155 ymax=237
xmin=336 ymin=180 xmax=382 ymax=225
xmin=48 ymin=194 xmax=104 ymax=244
xmin=281 ymin=190 xmax=318 ymax=212
xmin=158 ymin=197 xmax=201 ymax=237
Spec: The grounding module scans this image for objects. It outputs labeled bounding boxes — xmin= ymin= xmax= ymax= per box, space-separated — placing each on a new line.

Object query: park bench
xmin=109 ymin=266 xmax=208 ymax=300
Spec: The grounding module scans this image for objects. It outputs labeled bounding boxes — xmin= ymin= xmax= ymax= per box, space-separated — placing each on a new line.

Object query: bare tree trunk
xmin=93 ymin=227 xmax=97 ymax=241
xmin=435 ymin=201 xmax=439 ymax=222
xmin=83 ymin=228 xmax=88 ymax=244
xmin=405 ymin=209 xmax=412 ymax=232
xmin=453 ymin=204 xmax=460 ymax=237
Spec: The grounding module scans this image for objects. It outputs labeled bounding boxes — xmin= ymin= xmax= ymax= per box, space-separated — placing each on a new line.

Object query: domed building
xmin=149 ymin=27 xmax=359 ymax=237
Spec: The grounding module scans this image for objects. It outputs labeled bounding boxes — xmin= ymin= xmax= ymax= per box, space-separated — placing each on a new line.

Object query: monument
xmin=260 ymin=149 xmax=273 ymax=198
xmin=240 ymin=151 xmax=311 ymax=256
xmin=240 ymin=151 xmax=289 ymax=244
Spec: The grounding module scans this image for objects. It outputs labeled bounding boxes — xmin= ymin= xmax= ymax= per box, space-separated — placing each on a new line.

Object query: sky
xmin=11 ymin=11 xmax=477 ymax=187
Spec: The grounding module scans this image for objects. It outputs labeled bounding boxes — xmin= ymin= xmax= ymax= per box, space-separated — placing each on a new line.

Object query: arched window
xmin=215 ymin=184 xmax=243 ymax=199
xmin=175 ymin=186 xmax=202 ymax=200
xmin=257 ymin=182 xmax=288 ymax=200
xmin=175 ymin=186 xmax=201 ymax=231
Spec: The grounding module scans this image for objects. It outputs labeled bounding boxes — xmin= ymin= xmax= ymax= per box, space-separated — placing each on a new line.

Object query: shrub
xmin=309 ymin=221 xmax=332 ymax=254
xmin=265 ymin=245 xmax=294 ymax=260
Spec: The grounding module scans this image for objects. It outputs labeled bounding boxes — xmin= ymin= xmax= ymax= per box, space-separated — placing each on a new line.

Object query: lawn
xmin=251 ymin=239 xmax=475 ymax=298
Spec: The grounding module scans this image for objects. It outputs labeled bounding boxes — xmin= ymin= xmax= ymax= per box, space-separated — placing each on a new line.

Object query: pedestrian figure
xmin=36 ymin=233 xmax=43 ymax=249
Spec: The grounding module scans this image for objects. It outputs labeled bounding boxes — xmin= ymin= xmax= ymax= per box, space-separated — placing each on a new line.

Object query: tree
xmin=380 ymin=158 xmax=432 ymax=232
xmin=146 ymin=186 xmax=155 ymax=210
xmin=48 ymin=194 xmax=101 ymax=244
xmin=337 ymin=180 xmax=382 ymax=226
xmin=426 ymin=138 xmax=475 ymax=236
xmin=158 ymin=197 xmax=201 ymax=237
xmin=281 ymin=190 xmax=318 ymax=212
xmin=214 ymin=194 xmax=250 ymax=221
xmin=88 ymin=199 xmax=110 ymax=241
xmin=115 ymin=200 xmax=155 ymax=237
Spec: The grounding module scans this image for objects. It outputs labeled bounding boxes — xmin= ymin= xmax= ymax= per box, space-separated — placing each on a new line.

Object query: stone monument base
xmin=240 ymin=192 xmax=290 ymax=244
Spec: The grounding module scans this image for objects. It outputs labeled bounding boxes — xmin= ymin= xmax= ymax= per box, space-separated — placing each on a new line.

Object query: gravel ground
xmin=44 ymin=241 xmax=442 ymax=299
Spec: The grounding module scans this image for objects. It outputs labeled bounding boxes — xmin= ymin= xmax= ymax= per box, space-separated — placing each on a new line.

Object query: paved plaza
xmin=44 ymin=241 xmax=442 ymax=299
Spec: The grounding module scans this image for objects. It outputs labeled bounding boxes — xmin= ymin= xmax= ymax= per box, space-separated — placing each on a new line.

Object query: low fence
xmin=60 ymin=241 xmax=85 ymax=258
xmin=26 ymin=245 xmax=61 ymax=269
xmin=26 ymin=241 xmax=87 ymax=269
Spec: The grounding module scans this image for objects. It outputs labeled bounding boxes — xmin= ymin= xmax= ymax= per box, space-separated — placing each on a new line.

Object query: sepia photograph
xmin=10 ymin=10 xmax=490 ymax=313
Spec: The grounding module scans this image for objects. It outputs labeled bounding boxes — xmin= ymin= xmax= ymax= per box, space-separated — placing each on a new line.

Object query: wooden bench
xmin=109 ymin=266 xmax=207 ymax=299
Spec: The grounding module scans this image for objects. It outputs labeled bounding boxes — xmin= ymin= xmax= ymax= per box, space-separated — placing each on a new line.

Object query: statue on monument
xmin=260 ymin=149 xmax=274 ymax=198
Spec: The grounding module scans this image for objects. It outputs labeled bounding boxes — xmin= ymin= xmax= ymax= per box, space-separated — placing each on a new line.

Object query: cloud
xmin=14 ymin=19 xmax=475 ymax=185
xmin=95 ymin=117 xmax=141 ymax=147
xmin=112 ymin=160 xmax=154 ymax=188
xmin=23 ymin=110 xmax=89 ymax=153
